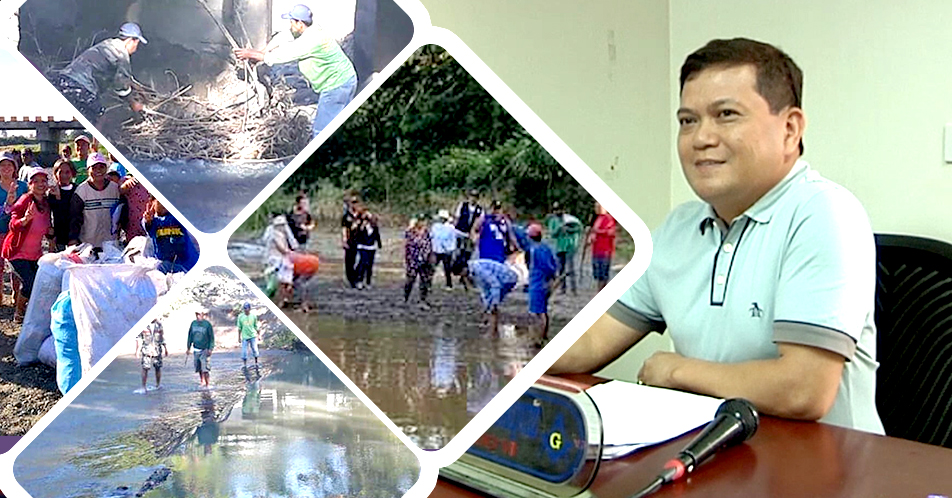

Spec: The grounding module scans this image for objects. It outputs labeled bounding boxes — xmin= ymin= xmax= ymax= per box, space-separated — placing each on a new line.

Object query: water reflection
xmin=13 ymin=352 xmax=418 ymax=498
xmin=301 ymin=315 xmax=543 ymax=449
xmin=148 ymin=353 xmax=418 ymax=497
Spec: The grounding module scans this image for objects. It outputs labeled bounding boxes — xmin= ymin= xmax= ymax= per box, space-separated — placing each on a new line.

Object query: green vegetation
xmin=69 ymin=432 xmax=158 ymax=477
xmin=281 ymin=45 xmax=596 ymax=222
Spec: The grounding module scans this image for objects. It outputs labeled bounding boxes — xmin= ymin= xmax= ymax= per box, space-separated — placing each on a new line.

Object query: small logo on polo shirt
xmin=749 ymin=302 xmax=764 ymax=318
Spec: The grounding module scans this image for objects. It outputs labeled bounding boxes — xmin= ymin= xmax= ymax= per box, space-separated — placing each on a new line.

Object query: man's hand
xmin=234 ymin=48 xmax=265 ymax=62
xmin=638 ymin=351 xmax=686 ymax=388
xmin=130 ymin=100 xmax=144 ymax=113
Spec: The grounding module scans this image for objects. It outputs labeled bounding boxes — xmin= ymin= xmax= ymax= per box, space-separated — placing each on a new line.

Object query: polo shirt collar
xmin=697 ymin=159 xmax=810 ymax=234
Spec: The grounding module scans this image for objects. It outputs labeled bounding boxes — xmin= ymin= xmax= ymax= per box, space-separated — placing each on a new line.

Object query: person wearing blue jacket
xmin=526 ymin=222 xmax=558 ymax=340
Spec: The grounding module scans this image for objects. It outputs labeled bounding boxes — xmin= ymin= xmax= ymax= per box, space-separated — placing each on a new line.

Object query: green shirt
xmin=237 ymin=312 xmax=258 ymax=340
xmin=71 ymin=159 xmax=88 ymax=184
xmin=547 ymin=214 xmax=582 ymax=253
xmin=264 ymin=26 xmax=356 ymax=93
xmin=187 ymin=319 xmax=215 ymax=350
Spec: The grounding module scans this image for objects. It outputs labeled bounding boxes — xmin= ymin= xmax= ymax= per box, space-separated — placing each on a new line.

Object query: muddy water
xmin=298 ymin=314 xmax=543 ymax=450
xmin=13 ymin=350 xmax=419 ymax=498
xmin=137 ymin=159 xmax=287 ymax=233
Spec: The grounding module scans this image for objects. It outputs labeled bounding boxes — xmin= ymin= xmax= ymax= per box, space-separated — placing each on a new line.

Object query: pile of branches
xmin=112 ymin=76 xmax=311 ymax=162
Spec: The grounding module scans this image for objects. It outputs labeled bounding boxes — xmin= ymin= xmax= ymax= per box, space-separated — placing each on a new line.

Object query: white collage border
xmin=0 ymin=1 xmax=654 ymax=496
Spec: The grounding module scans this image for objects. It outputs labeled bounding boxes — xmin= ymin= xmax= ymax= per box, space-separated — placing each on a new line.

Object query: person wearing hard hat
xmin=234 ymin=4 xmax=358 ymax=138
xmin=53 ymin=22 xmax=147 ymax=125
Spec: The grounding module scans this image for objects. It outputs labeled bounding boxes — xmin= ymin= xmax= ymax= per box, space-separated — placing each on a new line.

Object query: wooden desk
xmin=432 ymin=377 xmax=952 ymax=498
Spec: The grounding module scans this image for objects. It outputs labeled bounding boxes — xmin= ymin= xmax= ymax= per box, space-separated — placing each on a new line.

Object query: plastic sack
xmin=264 ymin=272 xmax=278 ymax=298
xmin=37 ymin=335 xmax=56 ymax=368
xmin=51 ymin=290 xmax=81 ymax=394
xmin=67 ymin=263 xmax=157 ymax=375
xmin=13 ymin=253 xmax=68 ymax=365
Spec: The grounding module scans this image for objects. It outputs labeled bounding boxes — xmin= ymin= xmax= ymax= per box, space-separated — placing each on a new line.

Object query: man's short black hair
xmin=295 ymin=194 xmax=306 ymax=204
xmin=680 ymin=38 xmax=804 ymax=154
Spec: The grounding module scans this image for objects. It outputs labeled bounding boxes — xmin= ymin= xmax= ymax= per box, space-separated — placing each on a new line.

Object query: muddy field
xmin=231 ymin=224 xmax=608 ymax=331
xmin=229 ymin=224 xmax=624 ymax=448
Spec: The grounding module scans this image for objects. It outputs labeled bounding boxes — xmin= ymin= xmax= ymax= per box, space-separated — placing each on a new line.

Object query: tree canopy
xmin=290 ymin=44 xmax=594 ymax=221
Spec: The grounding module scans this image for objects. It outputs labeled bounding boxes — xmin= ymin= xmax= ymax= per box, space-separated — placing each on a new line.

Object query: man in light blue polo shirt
xmin=550 ymin=38 xmax=884 ymax=434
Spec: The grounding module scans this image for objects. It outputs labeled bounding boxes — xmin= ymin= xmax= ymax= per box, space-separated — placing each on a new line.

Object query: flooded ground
xmin=137 ymin=159 xmax=287 ymax=233
xmin=229 ymin=226 xmax=622 ymax=449
xmin=14 ymin=349 xmax=419 ymax=498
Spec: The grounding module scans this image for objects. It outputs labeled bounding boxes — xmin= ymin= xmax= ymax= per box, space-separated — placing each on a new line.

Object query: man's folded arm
xmin=640 ymin=332 xmax=847 ymax=421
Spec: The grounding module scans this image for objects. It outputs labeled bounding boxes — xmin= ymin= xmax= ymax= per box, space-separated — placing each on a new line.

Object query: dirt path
xmin=0 ymin=303 xmax=61 ymax=437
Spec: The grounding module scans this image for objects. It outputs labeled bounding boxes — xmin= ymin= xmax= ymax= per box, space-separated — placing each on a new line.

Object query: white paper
xmin=586 ymin=380 xmax=724 ymax=459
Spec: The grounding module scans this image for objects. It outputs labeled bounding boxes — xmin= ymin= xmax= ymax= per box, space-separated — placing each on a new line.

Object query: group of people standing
xmin=135 ymin=302 xmax=262 ymax=392
xmin=0 ymin=135 xmax=196 ymax=323
xmin=343 ymin=188 xmax=618 ymax=339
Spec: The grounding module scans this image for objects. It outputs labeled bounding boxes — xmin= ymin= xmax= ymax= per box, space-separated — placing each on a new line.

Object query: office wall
xmin=420 ymin=0 xmax=673 ymax=231
xmin=670 ymin=0 xmax=952 ymax=243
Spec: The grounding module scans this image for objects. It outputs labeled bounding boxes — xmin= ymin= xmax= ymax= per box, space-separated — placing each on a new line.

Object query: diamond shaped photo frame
xmin=224 ymin=28 xmax=652 ymax=463
xmin=9 ymin=0 xmax=418 ymax=233
xmin=9 ymin=266 xmax=425 ymax=497
xmin=0 ymin=48 xmax=203 ymax=455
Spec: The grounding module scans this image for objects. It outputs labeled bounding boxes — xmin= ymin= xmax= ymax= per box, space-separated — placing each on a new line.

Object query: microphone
xmin=630 ymin=398 xmax=759 ymax=498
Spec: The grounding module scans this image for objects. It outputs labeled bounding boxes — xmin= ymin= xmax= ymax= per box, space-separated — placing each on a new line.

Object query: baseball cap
xmin=438 ymin=209 xmax=450 ymax=220
xmin=243 ymin=302 xmax=251 ymax=310
xmin=281 ymin=4 xmax=313 ymax=24
xmin=27 ymin=167 xmax=48 ymax=181
xmin=107 ymin=164 xmax=122 ymax=175
xmin=86 ymin=152 xmax=108 ymax=168
xmin=74 ymin=135 xmax=91 ymax=144
xmin=118 ymin=22 xmax=148 ymax=44
xmin=0 ymin=151 xmax=16 ymax=165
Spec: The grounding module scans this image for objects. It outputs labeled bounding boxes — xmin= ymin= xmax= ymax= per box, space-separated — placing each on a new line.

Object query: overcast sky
xmin=0 ymin=48 xmax=76 ymax=121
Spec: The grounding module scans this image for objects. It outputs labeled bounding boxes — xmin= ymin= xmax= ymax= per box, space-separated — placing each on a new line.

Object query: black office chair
xmin=875 ymin=234 xmax=952 ymax=448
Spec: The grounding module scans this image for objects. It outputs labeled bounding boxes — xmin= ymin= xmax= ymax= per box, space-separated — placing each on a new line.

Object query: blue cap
xmin=243 ymin=302 xmax=251 ymax=309
xmin=118 ymin=22 xmax=148 ymax=44
xmin=281 ymin=4 xmax=313 ymax=24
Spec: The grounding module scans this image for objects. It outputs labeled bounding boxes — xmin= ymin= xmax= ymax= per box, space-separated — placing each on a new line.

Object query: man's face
xmin=677 ymin=64 xmax=801 ymax=220
xmin=77 ymin=141 xmax=90 ymax=157
xmin=299 ymin=197 xmax=310 ymax=211
xmin=290 ymin=20 xmax=306 ymax=37
xmin=126 ymin=38 xmax=140 ymax=55
xmin=90 ymin=162 xmax=108 ymax=181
